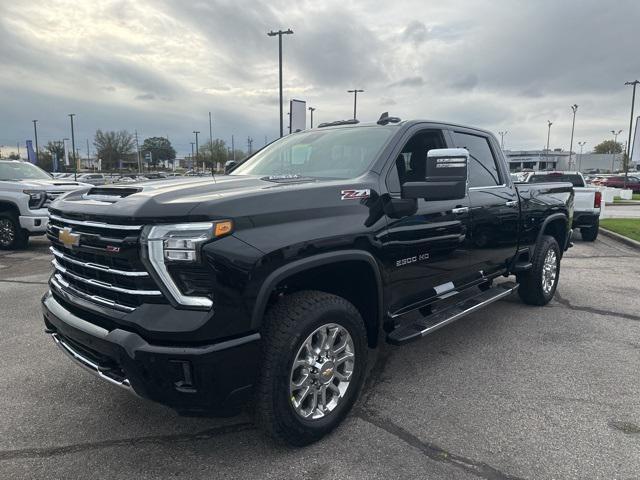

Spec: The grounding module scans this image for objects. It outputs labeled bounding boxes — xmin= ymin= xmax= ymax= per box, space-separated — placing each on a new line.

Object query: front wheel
xmin=255 ymin=291 xmax=368 ymax=446
xmin=517 ymin=235 xmax=561 ymax=306
xmin=0 ymin=212 xmax=28 ymax=250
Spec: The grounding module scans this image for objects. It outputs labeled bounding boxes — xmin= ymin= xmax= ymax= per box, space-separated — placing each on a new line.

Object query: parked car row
xmin=51 ymin=171 xmax=189 ymax=185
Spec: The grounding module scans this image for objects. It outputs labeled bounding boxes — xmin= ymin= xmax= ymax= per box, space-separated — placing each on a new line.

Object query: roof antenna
xmin=377 ymin=112 xmax=401 ymax=125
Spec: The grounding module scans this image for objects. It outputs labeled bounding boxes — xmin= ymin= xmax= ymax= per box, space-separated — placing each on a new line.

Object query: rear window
xmin=529 ymin=173 xmax=584 ymax=187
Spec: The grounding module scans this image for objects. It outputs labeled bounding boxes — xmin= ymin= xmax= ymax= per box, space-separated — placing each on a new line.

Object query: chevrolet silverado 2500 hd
xmin=41 ymin=118 xmax=574 ymax=445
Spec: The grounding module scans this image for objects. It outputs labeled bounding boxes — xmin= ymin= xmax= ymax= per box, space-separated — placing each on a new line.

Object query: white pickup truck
xmin=521 ymin=171 xmax=601 ymax=241
xmin=0 ymin=160 xmax=89 ymax=249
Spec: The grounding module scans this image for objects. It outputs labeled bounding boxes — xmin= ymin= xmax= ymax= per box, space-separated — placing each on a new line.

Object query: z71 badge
xmin=341 ymin=189 xmax=370 ymax=200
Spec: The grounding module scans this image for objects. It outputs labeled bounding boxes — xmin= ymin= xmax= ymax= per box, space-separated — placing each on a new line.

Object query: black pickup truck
xmin=41 ymin=118 xmax=574 ymax=445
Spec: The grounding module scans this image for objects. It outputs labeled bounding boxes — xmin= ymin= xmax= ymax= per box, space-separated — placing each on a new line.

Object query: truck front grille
xmin=47 ymin=213 xmax=165 ymax=312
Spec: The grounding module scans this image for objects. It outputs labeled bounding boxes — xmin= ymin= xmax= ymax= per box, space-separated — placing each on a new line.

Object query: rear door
xmin=450 ymin=129 xmax=519 ymax=276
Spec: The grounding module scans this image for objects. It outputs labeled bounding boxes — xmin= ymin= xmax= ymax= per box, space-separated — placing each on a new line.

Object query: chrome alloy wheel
xmin=289 ymin=323 xmax=355 ymax=420
xmin=0 ymin=218 xmax=15 ymax=247
xmin=541 ymin=248 xmax=558 ymax=295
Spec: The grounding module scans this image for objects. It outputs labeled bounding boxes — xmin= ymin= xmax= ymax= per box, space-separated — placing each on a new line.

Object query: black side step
xmin=387 ymin=282 xmax=519 ymax=346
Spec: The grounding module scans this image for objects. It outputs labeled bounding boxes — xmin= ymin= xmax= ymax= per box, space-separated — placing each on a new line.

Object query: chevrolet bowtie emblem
xmin=58 ymin=227 xmax=80 ymax=249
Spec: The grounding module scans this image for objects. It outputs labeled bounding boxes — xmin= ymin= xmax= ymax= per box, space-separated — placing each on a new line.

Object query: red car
xmin=600 ymin=175 xmax=640 ymax=192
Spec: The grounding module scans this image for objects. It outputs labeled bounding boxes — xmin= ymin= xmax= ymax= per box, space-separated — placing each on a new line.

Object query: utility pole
xmin=347 ymin=89 xmax=364 ymax=119
xmin=577 ymin=141 xmax=586 ymax=172
xmin=308 ymin=106 xmax=316 ymax=128
xmin=231 ymin=135 xmax=235 ymax=161
xmin=569 ymin=104 xmax=578 ymax=170
xmin=69 ymin=114 xmax=77 ymax=180
xmin=193 ymin=130 xmax=200 ymax=171
xmin=498 ymin=131 xmax=508 ymax=149
xmin=267 ymin=28 xmax=294 ymax=138
xmin=209 ymin=112 xmax=215 ymax=176
xmin=190 ymin=142 xmax=195 ymax=170
xmin=247 ymin=137 xmax=253 ymax=155
xmin=624 ymin=80 xmax=639 ymax=187
xmin=32 ymin=120 xmax=39 ymax=163
xmin=134 ymin=130 xmax=142 ymax=173
xmin=611 ymin=129 xmax=623 ymax=172
xmin=86 ymin=139 xmax=91 ymax=171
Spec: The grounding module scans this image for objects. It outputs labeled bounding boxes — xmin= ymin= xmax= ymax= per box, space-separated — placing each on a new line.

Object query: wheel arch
xmin=0 ymin=200 xmax=20 ymax=216
xmin=536 ymin=213 xmax=570 ymax=256
xmin=251 ymin=250 xmax=384 ymax=348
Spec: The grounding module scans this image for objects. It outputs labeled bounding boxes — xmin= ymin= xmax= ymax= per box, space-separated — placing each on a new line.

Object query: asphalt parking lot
xmin=1 ymin=235 xmax=639 ymax=480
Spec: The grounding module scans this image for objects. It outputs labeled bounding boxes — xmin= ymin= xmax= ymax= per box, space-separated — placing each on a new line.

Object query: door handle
xmin=505 ymin=200 xmax=519 ymax=208
xmin=452 ymin=206 xmax=469 ymax=215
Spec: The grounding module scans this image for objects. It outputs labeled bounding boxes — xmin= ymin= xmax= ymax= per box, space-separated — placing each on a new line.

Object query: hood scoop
xmin=82 ymin=186 xmax=142 ymax=203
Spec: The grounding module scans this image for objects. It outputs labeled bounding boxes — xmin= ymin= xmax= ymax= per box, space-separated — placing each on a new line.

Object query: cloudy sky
xmin=1 ymin=0 xmax=639 ymax=156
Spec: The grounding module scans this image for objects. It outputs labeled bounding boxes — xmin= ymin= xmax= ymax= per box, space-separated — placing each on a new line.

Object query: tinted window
xmin=452 ymin=132 xmax=500 ymax=187
xmin=529 ymin=173 xmax=585 ymax=187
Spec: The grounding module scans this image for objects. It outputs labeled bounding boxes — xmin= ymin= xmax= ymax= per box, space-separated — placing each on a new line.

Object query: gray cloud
xmin=402 ymin=21 xmax=428 ymax=45
xmin=135 ymin=93 xmax=155 ymax=101
xmin=388 ymin=76 xmax=425 ymax=88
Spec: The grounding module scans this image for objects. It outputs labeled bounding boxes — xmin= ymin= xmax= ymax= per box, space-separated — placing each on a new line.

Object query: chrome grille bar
xmin=52 ymin=259 xmax=161 ymax=296
xmin=51 ymin=274 xmax=136 ymax=312
xmin=50 ymin=246 xmax=149 ymax=277
xmin=49 ymin=214 xmax=142 ymax=231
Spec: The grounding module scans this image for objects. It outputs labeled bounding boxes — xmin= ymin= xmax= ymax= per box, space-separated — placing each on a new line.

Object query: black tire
xmin=255 ymin=290 xmax=368 ymax=446
xmin=580 ymin=219 xmax=599 ymax=242
xmin=517 ymin=235 xmax=561 ymax=306
xmin=0 ymin=212 xmax=28 ymax=250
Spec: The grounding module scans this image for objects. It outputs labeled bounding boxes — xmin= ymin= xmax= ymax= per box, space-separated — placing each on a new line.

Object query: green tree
xmin=94 ymin=130 xmax=135 ymax=171
xmin=594 ymin=140 xmax=623 ymax=154
xmin=141 ymin=137 xmax=176 ymax=169
xmin=199 ymin=139 xmax=228 ymax=171
xmin=43 ymin=141 xmax=66 ymax=171
xmin=8 ymin=153 xmax=20 ymax=160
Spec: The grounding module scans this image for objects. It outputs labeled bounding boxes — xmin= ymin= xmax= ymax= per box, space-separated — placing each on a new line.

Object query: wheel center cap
xmin=318 ymin=361 xmax=335 ymax=384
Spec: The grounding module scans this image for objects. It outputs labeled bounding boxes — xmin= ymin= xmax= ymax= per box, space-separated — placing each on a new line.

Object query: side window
xmin=452 ymin=131 xmax=501 ymax=188
xmin=386 ymin=130 xmax=446 ymax=194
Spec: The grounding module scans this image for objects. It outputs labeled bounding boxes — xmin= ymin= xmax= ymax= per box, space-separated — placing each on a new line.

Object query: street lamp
xmin=308 ymin=106 xmax=316 ymax=128
xmin=498 ymin=131 xmax=508 ymax=149
xmin=32 ymin=120 xmax=39 ymax=164
xmin=69 ymin=114 xmax=77 ymax=180
xmin=267 ymin=28 xmax=294 ymax=138
xmin=624 ymin=80 xmax=639 ymax=187
xmin=611 ymin=129 xmax=623 ymax=172
xmin=347 ymin=89 xmax=364 ymax=119
xmin=569 ymin=104 xmax=578 ymax=170
xmin=577 ymin=141 xmax=586 ymax=172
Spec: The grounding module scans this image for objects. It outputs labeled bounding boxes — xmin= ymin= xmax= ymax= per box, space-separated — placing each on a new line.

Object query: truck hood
xmin=50 ymin=175 xmax=369 ymax=223
xmin=1 ymin=178 xmax=91 ymax=191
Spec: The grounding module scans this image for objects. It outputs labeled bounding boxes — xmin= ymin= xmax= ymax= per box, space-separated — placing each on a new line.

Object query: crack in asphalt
xmin=0 ymin=422 xmax=255 ymax=461
xmin=554 ymin=292 xmax=640 ymax=322
xmin=357 ymin=347 xmax=523 ymax=480
xmin=354 ymin=409 xmax=525 ymax=480
xmin=0 ymin=279 xmax=48 ymax=285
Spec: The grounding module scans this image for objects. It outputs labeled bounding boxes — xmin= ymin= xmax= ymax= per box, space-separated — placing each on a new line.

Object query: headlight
xmin=23 ymin=190 xmax=47 ymax=209
xmin=142 ymin=220 xmax=233 ymax=308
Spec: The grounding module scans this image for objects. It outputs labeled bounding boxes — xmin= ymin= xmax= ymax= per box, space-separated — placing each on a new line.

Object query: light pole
xmin=611 ymin=129 xmax=622 ymax=172
xmin=347 ymin=89 xmax=364 ymax=119
xmin=308 ymin=106 xmax=316 ymax=128
xmin=32 ymin=120 xmax=39 ymax=164
xmin=498 ymin=131 xmax=508 ymax=149
xmin=190 ymin=142 xmax=195 ymax=170
xmin=569 ymin=104 xmax=578 ymax=170
xmin=577 ymin=141 xmax=586 ymax=172
xmin=69 ymin=114 xmax=77 ymax=180
xmin=267 ymin=28 xmax=294 ymax=138
xmin=545 ymin=120 xmax=553 ymax=166
xmin=193 ymin=130 xmax=200 ymax=171
xmin=624 ymin=80 xmax=639 ymax=187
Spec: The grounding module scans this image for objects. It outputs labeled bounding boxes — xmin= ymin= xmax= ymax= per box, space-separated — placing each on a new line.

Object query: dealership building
xmin=504 ymin=149 xmax=638 ymax=173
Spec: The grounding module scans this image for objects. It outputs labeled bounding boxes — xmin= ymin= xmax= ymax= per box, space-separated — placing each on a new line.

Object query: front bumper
xmin=42 ymin=291 xmax=260 ymax=414
xmin=19 ymin=213 xmax=49 ymax=233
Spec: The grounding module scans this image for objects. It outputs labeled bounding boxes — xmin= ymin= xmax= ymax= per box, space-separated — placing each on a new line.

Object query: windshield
xmin=0 ymin=161 xmax=52 ymax=181
xmin=231 ymin=126 xmax=396 ymax=179
xmin=529 ymin=173 xmax=584 ymax=187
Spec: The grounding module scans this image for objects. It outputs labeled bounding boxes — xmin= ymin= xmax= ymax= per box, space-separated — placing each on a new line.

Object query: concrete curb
xmin=608 ymin=202 xmax=640 ymax=206
xmin=599 ymin=227 xmax=640 ymax=250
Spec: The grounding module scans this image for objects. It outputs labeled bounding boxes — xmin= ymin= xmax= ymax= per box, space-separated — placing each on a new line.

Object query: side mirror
xmin=224 ymin=160 xmax=238 ymax=174
xmin=402 ymin=148 xmax=469 ymax=201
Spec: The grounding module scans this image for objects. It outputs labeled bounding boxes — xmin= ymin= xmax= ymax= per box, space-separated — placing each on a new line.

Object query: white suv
xmin=0 ymin=160 xmax=90 ymax=249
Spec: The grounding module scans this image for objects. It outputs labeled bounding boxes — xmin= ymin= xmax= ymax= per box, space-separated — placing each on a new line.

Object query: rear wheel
xmin=517 ymin=235 xmax=560 ymax=306
xmin=0 ymin=212 xmax=28 ymax=250
xmin=255 ymin=290 xmax=368 ymax=446
xmin=580 ymin=219 xmax=599 ymax=241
